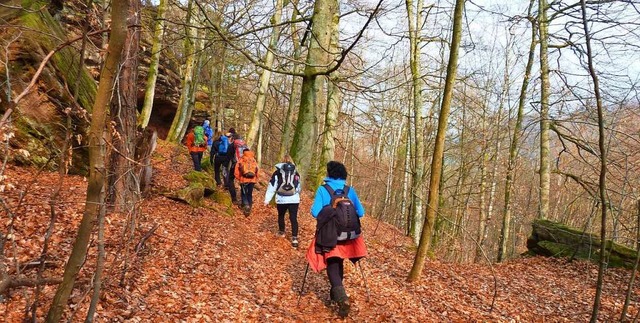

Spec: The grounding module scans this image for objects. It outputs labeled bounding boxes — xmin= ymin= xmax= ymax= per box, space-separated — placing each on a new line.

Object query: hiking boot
xmin=243 ymin=205 xmax=251 ymax=216
xmin=330 ymin=286 xmax=350 ymax=318
xmin=277 ymin=231 xmax=285 ymax=238
xmin=291 ymin=236 xmax=299 ymax=248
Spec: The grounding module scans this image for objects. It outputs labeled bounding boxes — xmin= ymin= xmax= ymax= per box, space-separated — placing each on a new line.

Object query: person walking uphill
xmin=202 ymin=120 xmax=214 ymax=151
xmin=185 ymin=126 xmax=208 ymax=171
xmin=305 ymin=161 xmax=367 ymax=318
xmin=210 ymin=131 xmax=230 ymax=186
xmin=234 ymin=149 xmax=259 ymax=216
xmin=264 ymin=155 xmax=301 ymax=248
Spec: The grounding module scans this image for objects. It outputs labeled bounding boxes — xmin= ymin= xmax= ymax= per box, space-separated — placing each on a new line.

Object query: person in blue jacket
xmin=311 ymin=163 xmax=365 ymax=218
xmin=202 ymin=120 xmax=214 ymax=151
xmin=308 ymin=161 xmax=366 ymax=318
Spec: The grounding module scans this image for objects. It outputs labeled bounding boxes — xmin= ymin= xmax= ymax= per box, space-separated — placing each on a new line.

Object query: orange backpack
xmin=240 ymin=158 xmax=257 ymax=178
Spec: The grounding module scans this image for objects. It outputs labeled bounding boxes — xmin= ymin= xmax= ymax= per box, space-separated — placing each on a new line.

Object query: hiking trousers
xmin=190 ymin=152 xmax=203 ymax=171
xmin=276 ymin=203 xmax=299 ymax=237
xmin=228 ymin=162 xmax=237 ymax=202
xmin=213 ymin=155 xmax=229 ymax=186
xmin=240 ymin=183 xmax=255 ymax=207
xmin=327 ymin=257 xmax=344 ymax=288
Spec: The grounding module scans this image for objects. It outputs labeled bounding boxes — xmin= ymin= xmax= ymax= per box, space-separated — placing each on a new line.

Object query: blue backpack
xmin=218 ymin=136 xmax=229 ymax=155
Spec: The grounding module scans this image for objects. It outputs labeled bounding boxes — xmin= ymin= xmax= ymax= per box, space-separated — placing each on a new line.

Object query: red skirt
xmin=305 ymin=236 xmax=368 ymax=272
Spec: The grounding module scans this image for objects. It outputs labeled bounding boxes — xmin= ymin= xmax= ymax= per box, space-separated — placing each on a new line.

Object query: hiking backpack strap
xmin=323 ymin=184 xmax=350 ymax=207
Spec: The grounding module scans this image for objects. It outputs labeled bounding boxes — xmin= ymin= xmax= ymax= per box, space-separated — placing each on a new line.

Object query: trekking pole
xmin=297 ymin=263 xmax=310 ymax=306
xmin=357 ymin=261 xmax=371 ymax=301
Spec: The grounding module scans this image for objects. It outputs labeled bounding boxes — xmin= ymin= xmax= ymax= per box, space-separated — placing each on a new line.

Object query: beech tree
xmin=408 ymin=0 xmax=465 ymax=281
xmin=46 ymin=0 xmax=129 ymax=320
xmin=138 ymin=0 xmax=168 ymax=128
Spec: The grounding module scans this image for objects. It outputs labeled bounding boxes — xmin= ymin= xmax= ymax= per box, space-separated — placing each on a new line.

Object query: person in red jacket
xmin=234 ymin=149 xmax=259 ymax=216
xmin=185 ymin=126 xmax=208 ymax=171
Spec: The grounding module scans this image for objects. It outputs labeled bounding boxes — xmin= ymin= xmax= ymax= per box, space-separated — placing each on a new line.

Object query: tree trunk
xmin=107 ymin=0 xmax=141 ymax=212
xmin=277 ymin=0 xmax=302 ymax=161
xmin=138 ymin=0 xmax=167 ymax=128
xmin=246 ymin=0 xmax=284 ymax=147
xmin=499 ymin=5 xmax=536 ymax=262
xmin=405 ymin=0 xmax=425 ymax=244
xmin=538 ymin=0 xmax=551 ymax=220
xmin=580 ymin=0 xmax=608 ymax=320
xmin=45 ymin=0 xmax=129 ymax=320
xmin=212 ymin=43 xmax=226 ymax=132
xmin=290 ymin=0 xmax=337 ymax=187
xmin=408 ymin=0 xmax=464 ymax=282
xmin=316 ymin=23 xmax=342 ymax=188
xmin=166 ymin=0 xmax=196 ymax=142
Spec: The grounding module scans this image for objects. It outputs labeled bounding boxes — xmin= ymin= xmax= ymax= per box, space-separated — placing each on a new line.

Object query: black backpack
xmin=323 ymin=184 xmax=361 ymax=241
xmin=276 ymin=163 xmax=298 ymax=196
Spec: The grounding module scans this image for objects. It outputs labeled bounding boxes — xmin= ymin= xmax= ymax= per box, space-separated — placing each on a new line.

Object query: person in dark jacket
xmin=210 ymin=131 xmax=230 ymax=186
xmin=305 ymin=161 xmax=366 ymax=318
xmin=226 ymin=129 xmax=240 ymax=203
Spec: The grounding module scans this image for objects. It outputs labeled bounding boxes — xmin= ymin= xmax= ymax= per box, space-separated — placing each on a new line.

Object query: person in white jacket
xmin=264 ymin=155 xmax=301 ymax=247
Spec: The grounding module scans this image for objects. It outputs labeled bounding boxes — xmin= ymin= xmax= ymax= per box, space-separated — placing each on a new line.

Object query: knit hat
xmin=228 ymin=127 xmax=236 ymax=134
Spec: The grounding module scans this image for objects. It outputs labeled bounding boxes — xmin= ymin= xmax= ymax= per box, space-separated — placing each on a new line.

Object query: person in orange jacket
xmin=234 ymin=149 xmax=259 ymax=216
xmin=185 ymin=126 xmax=208 ymax=171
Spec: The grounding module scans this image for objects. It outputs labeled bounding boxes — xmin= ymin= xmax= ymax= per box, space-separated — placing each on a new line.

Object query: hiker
xmin=234 ymin=148 xmax=259 ymax=216
xmin=203 ymin=120 xmax=214 ymax=151
xmin=305 ymin=161 xmax=366 ymax=318
xmin=226 ymin=128 xmax=244 ymax=203
xmin=264 ymin=155 xmax=301 ymax=247
xmin=210 ymin=131 xmax=230 ymax=186
xmin=185 ymin=125 xmax=208 ymax=171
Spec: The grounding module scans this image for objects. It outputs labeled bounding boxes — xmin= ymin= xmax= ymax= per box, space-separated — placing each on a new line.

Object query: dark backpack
xmin=276 ymin=163 xmax=298 ymax=196
xmin=218 ymin=136 xmax=229 ymax=155
xmin=324 ymin=184 xmax=361 ymax=241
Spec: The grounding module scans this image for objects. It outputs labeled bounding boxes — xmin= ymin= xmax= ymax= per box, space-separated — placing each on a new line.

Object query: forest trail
xmin=1 ymin=141 xmax=639 ymax=321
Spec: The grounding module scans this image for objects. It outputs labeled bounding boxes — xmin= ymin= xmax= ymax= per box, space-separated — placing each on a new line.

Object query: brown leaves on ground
xmin=1 ymin=140 xmax=639 ymax=321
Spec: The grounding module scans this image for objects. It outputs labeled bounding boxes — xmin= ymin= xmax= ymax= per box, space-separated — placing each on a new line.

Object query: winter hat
xmin=228 ymin=127 xmax=236 ymax=134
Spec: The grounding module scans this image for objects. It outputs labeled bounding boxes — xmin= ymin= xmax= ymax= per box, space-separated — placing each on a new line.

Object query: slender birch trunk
xmin=46 ymin=0 xmax=128 ymax=320
xmin=246 ymin=0 xmax=284 ymax=146
xmin=138 ymin=0 xmax=167 ymax=128
xmin=408 ymin=0 xmax=464 ymax=281
xmin=277 ymin=1 xmax=303 ymax=161
xmin=405 ymin=0 xmax=425 ymax=244
xmin=581 ymin=0 xmax=608 ymax=319
xmin=498 ymin=1 xmax=537 ymax=262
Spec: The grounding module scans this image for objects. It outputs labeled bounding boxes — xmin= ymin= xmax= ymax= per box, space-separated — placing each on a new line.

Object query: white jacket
xmin=264 ymin=163 xmax=301 ymax=204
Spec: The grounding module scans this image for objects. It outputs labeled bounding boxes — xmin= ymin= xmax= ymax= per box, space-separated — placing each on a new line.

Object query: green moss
xmin=183 ymin=170 xmax=213 ymax=184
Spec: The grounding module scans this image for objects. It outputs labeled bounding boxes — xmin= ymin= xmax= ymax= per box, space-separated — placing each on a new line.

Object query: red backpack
xmin=233 ymin=139 xmax=248 ymax=162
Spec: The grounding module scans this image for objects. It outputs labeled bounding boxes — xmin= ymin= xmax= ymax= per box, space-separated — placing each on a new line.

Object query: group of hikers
xmin=185 ymin=120 xmax=367 ymax=318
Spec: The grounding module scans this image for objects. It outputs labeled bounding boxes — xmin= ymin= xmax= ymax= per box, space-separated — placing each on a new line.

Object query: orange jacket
xmin=234 ymin=150 xmax=259 ymax=183
xmin=185 ymin=132 xmax=208 ymax=153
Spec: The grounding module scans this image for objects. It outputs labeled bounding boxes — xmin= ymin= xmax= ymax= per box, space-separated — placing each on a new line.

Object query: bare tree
xmin=46 ymin=0 xmax=129 ymax=320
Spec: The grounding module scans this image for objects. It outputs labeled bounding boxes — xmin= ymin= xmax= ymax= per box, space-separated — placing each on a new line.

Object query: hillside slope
xmin=1 ymin=142 xmax=639 ymax=321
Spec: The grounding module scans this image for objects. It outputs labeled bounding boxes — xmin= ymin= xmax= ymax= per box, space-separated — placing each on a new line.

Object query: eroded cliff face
xmin=0 ymin=0 xmax=184 ymax=173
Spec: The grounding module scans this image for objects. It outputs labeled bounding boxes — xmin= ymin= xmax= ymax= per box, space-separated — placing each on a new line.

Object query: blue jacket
xmin=311 ymin=177 xmax=365 ymax=218
xmin=203 ymin=120 xmax=214 ymax=146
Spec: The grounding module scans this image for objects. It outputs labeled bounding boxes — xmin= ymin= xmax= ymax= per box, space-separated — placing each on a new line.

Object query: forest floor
xmin=1 ymin=140 xmax=639 ymax=322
